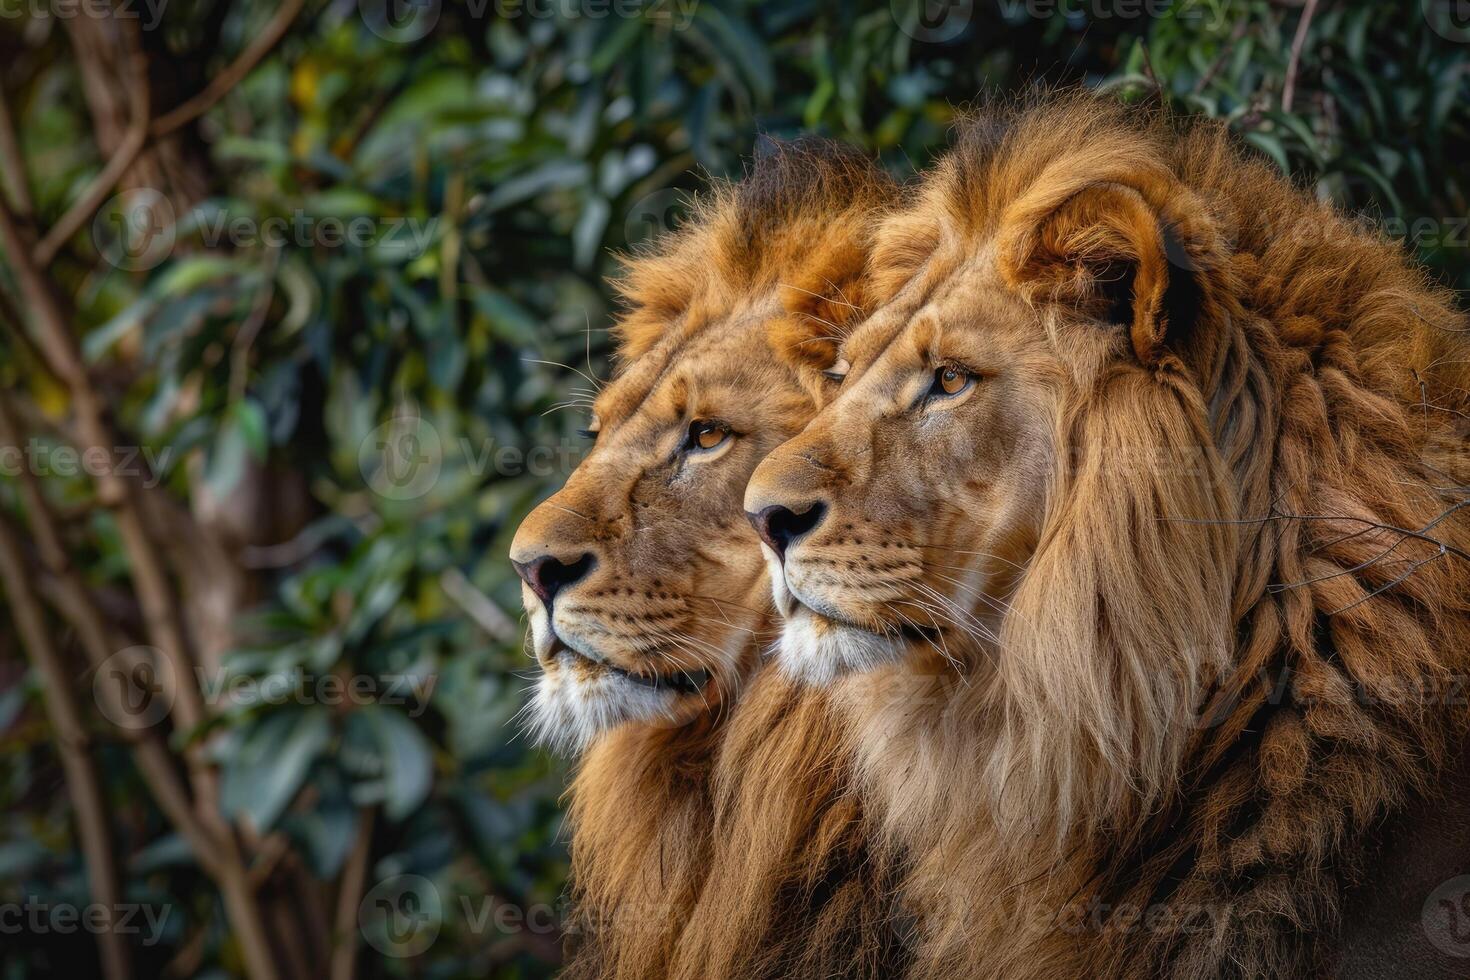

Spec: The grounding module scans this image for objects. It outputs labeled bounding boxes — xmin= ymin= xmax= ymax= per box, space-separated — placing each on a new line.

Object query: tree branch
xmin=32 ymin=0 xmax=307 ymax=270
xmin=0 ymin=191 xmax=280 ymax=980
xmin=0 ymin=510 xmax=132 ymax=980
xmin=0 ymin=88 xmax=35 ymax=219
xmin=330 ymin=809 xmax=374 ymax=980
xmin=31 ymin=44 xmax=149 ymax=269
xmin=0 ymin=391 xmax=223 ymax=877
xmin=1282 ymin=0 xmax=1320 ymax=113
xmin=149 ymin=0 xmax=307 ymax=137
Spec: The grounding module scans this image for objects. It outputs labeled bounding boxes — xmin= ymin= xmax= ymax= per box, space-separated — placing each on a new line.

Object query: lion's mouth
xmin=789 ymin=597 xmax=941 ymax=644
xmin=548 ymin=638 xmax=711 ymax=696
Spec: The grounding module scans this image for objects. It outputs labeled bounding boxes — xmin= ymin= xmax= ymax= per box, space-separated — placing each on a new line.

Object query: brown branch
xmin=0 ymin=510 xmax=132 ymax=980
xmin=330 ymin=809 xmax=375 ymax=980
xmin=0 ymin=391 xmax=223 ymax=877
xmin=32 ymin=0 xmax=306 ymax=270
xmin=149 ymin=0 xmax=307 ymax=137
xmin=229 ymin=245 xmax=281 ymax=403
xmin=0 ymin=196 xmax=206 ymax=728
xmin=1193 ymin=18 xmax=1252 ymax=95
xmin=1282 ymin=0 xmax=1320 ymax=113
xmin=0 ymin=281 xmax=56 ymax=376
xmin=31 ymin=44 xmax=149 ymax=270
xmin=0 ymin=88 xmax=35 ymax=219
xmin=0 ymin=195 xmax=280 ymax=980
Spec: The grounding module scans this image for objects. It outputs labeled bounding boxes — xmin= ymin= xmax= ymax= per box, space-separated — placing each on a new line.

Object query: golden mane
xmin=844 ymin=92 xmax=1470 ymax=976
xmin=611 ymin=137 xmax=897 ymax=370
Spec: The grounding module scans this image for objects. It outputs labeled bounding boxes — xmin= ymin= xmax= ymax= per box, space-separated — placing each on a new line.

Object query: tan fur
xmin=509 ymin=140 xmax=900 ymax=978
xmin=746 ymin=91 xmax=1470 ymax=978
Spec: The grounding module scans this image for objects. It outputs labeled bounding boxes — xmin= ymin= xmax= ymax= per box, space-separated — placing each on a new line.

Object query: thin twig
xmin=149 ymin=0 xmax=307 ymax=137
xmin=0 ymin=89 xmax=35 ymax=218
xmin=329 ymin=809 xmax=375 ymax=980
xmin=0 ymin=511 xmax=132 ymax=980
xmin=230 ymin=246 xmax=282 ymax=403
xmin=33 ymin=0 xmax=306 ymax=269
xmin=33 ymin=48 xmax=150 ymax=269
xmin=440 ymin=567 xmax=520 ymax=644
xmin=1282 ymin=0 xmax=1320 ymax=113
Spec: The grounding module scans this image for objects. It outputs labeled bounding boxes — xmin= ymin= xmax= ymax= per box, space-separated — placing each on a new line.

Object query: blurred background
xmin=0 ymin=0 xmax=1465 ymax=976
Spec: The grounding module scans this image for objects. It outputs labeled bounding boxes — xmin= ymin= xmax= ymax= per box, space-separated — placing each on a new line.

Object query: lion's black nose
xmin=512 ymin=553 xmax=595 ymax=607
xmin=746 ymin=503 xmax=827 ymax=561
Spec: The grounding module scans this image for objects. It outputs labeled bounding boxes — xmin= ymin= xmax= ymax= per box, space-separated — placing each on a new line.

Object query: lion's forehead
xmin=596 ymin=310 xmax=795 ymax=431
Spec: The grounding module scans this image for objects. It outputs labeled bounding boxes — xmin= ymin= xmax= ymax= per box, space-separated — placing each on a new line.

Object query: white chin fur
xmin=525 ymin=667 xmax=683 ymax=756
xmin=776 ymin=609 xmax=906 ymax=686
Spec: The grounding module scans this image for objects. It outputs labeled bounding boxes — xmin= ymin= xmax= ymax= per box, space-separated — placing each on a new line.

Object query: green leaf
xmin=352 ymin=706 xmax=434 ymax=821
xmin=233 ymin=399 xmax=269 ymax=459
xmin=219 ymin=710 xmax=332 ymax=832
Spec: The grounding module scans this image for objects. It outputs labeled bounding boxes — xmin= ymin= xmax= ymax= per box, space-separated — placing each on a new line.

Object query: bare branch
xmin=330 ymin=809 xmax=375 ymax=980
xmin=0 ymin=510 xmax=132 ymax=980
xmin=1282 ymin=0 xmax=1320 ymax=112
xmin=149 ymin=0 xmax=307 ymax=138
xmin=32 ymin=0 xmax=307 ymax=269
xmin=0 ymin=391 xmax=224 ymax=876
xmin=440 ymin=566 xmax=520 ymax=644
xmin=0 ymin=88 xmax=35 ymax=219
xmin=32 ymin=45 xmax=150 ymax=270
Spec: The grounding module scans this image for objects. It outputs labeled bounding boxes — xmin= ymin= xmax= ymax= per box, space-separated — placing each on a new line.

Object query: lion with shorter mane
xmin=746 ymin=92 xmax=1470 ymax=977
xmin=510 ymin=139 xmax=902 ymax=978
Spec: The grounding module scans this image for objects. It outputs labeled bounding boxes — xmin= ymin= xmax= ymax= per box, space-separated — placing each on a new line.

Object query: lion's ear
xmin=999 ymin=182 xmax=1208 ymax=367
xmin=769 ymin=242 xmax=871 ymax=397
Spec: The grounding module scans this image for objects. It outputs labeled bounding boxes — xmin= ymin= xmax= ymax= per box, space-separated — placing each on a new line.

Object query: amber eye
xmin=687 ymin=420 xmax=731 ymax=453
xmin=931 ymin=365 xmax=973 ymax=398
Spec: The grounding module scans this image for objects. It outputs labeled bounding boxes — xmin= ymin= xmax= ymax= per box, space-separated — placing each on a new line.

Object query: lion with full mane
xmin=510 ymin=139 xmax=904 ymax=978
xmin=746 ymin=92 xmax=1470 ymax=977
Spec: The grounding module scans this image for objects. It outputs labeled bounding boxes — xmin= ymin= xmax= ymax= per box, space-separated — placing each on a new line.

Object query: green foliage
xmin=0 ymin=1 xmax=1465 ymax=977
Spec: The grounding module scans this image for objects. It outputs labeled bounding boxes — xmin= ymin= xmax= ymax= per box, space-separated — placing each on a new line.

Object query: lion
xmin=744 ymin=92 xmax=1470 ymax=977
xmin=509 ymin=138 xmax=901 ymax=977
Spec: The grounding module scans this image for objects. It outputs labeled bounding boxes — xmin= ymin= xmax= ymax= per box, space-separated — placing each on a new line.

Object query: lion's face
xmin=746 ymin=162 xmax=1236 ymax=700
xmin=744 ymin=255 xmax=1077 ymax=683
xmin=510 ymin=310 xmax=823 ymax=751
